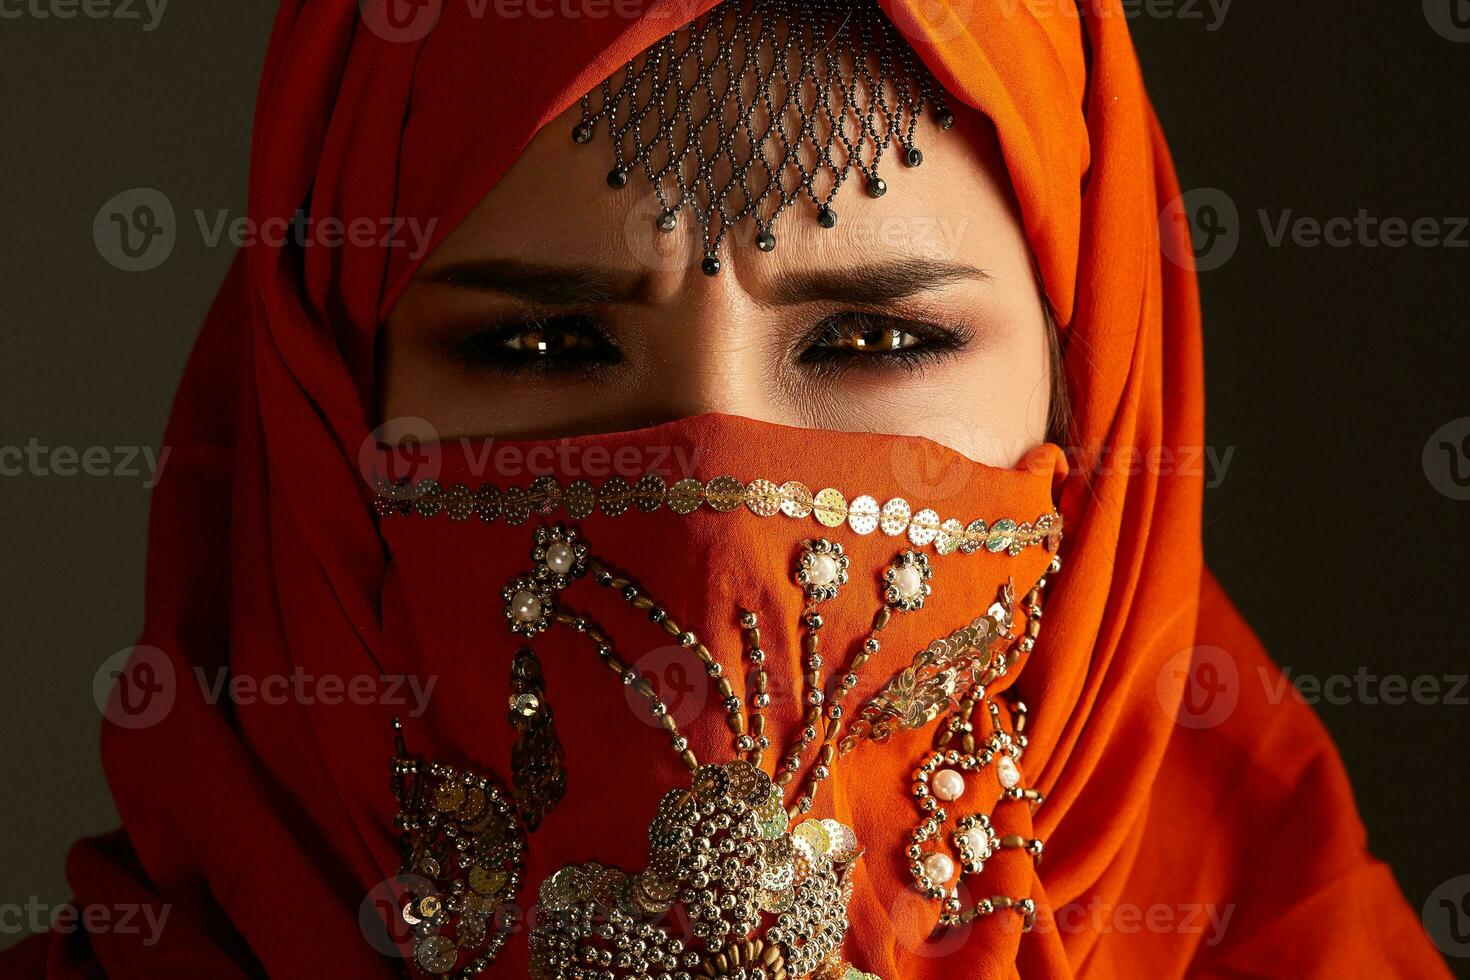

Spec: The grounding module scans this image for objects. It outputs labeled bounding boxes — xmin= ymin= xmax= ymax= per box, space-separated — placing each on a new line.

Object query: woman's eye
xmin=799 ymin=312 xmax=966 ymax=371
xmin=824 ymin=324 xmax=924 ymax=353
xmin=450 ymin=315 xmax=620 ymax=374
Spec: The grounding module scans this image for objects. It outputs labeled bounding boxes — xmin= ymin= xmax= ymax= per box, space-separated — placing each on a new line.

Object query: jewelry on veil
xmin=572 ymin=0 xmax=954 ymax=276
xmin=385 ymin=472 xmax=1063 ymax=977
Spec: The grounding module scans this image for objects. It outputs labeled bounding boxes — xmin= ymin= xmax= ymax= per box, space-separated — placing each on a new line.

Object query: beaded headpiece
xmin=572 ymin=0 xmax=955 ymax=275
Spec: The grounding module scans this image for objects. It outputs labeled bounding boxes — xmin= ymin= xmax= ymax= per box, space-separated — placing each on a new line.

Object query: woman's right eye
xmin=450 ymin=315 xmax=621 ymax=375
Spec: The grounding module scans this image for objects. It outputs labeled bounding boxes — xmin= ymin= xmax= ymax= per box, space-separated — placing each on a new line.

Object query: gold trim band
xmin=376 ymin=475 xmax=1062 ymax=557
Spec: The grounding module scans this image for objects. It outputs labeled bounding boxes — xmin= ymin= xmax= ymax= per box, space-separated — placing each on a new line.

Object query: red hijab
xmin=3 ymin=0 xmax=1447 ymax=977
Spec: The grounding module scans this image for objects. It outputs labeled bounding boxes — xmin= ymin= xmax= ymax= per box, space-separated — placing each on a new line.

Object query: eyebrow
xmin=419 ymin=256 xmax=988 ymax=306
xmin=766 ymin=258 xmax=990 ymax=304
xmin=422 ymin=259 xmax=643 ymax=305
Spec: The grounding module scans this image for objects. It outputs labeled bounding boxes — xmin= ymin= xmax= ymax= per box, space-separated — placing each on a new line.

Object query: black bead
xmin=657 ymin=209 xmax=677 ymax=232
xmin=571 ymin=122 xmax=594 ymax=144
xmin=756 ymin=231 xmax=776 ymax=252
xmin=817 ymin=206 xmax=837 ymax=229
xmin=937 ymin=107 xmax=955 ymax=130
xmin=606 ymin=167 xmax=628 ymax=189
xmin=701 ymin=255 xmax=721 ymax=276
xmin=905 ymin=146 xmax=924 ymax=168
xmin=867 ymin=176 xmax=887 ymax=198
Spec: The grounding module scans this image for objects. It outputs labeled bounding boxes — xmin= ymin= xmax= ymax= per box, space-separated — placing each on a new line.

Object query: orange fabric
xmin=0 ymin=0 xmax=1448 ymax=977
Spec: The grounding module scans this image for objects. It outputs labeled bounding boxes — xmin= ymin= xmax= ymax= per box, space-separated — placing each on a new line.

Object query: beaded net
xmin=571 ymin=0 xmax=954 ymax=275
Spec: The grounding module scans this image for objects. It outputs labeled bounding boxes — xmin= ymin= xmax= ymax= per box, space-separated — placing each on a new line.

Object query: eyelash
xmin=448 ymin=311 xmax=969 ymax=377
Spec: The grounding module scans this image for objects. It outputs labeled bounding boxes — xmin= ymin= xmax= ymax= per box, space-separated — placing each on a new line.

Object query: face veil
xmin=8 ymin=0 xmax=1444 ymax=978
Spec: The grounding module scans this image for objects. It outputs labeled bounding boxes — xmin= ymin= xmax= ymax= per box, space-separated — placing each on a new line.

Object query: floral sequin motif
xmin=390 ymin=721 xmax=526 ymax=976
xmin=530 ymin=760 xmax=865 ymax=980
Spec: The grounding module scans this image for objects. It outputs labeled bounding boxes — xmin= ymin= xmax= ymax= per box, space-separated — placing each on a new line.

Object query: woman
xmin=2 ymin=0 xmax=1447 ymax=977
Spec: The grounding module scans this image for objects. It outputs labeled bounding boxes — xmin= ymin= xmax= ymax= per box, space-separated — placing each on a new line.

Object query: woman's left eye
xmin=824 ymin=324 xmax=924 ymax=353
xmin=799 ymin=312 xmax=967 ymax=370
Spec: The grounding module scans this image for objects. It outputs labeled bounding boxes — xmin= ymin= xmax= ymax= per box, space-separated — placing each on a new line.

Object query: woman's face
xmin=381 ymin=102 xmax=1052 ymax=468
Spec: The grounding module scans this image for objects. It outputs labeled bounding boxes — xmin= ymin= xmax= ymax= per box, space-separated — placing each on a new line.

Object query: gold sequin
xmin=705 ymin=476 xmax=746 ymax=512
xmin=474 ymin=484 xmax=501 ymax=523
xmin=501 ymin=486 xmax=532 ymax=526
xmin=813 ymin=488 xmax=848 ymax=528
xmin=564 ymin=480 xmax=596 ymax=519
xmin=880 ymin=497 xmax=911 ymax=536
xmin=744 ymin=479 xmax=783 ymax=517
xmin=599 ymin=476 xmax=633 ymax=517
xmin=668 ymin=478 xmax=705 ymax=515
xmin=936 ymin=518 xmax=965 ymax=556
xmin=779 ymin=480 xmax=813 ymax=518
xmin=847 ymin=495 xmax=880 ymax=535
xmin=528 ymin=475 xmax=560 ymax=515
xmin=907 ymin=507 xmax=939 ymax=547
xmin=634 ymin=473 xmax=667 ymax=512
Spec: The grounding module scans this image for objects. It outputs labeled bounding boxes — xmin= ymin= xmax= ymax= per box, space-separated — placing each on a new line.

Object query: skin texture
xmin=380 ymin=98 xmax=1052 ymax=468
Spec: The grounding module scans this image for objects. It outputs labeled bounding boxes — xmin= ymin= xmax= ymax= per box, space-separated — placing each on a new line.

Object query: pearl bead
xmin=931 ymin=769 xmax=966 ymax=802
xmin=546 ymin=541 xmax=575 ymax=575
xmin=922 ymin=852 xmax=955 ymax=884
xmin=996 ymin=755 xmax=1021 ymax=789
xmin=964 ymin=826 xmax=993 ymax=860
xmin=894 ymin=565 xmax=923 ymax=598
xmin=807 ymin=553 xmax=839 ymax=587
xmin=511 ymin=589 xmax=542 ymax=623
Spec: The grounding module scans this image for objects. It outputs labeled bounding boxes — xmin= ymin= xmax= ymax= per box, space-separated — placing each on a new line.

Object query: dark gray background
xmin=1 ymin=1 xmax=1466 ymax=970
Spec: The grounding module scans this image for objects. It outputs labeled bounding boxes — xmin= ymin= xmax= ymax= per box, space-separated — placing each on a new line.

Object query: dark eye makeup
xmin=447 ymin=310 xmax=972 ymax=377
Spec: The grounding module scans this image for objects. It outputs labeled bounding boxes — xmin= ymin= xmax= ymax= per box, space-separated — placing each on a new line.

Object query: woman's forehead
xmin=421 ymin=97 xmax=1027 ymax=298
